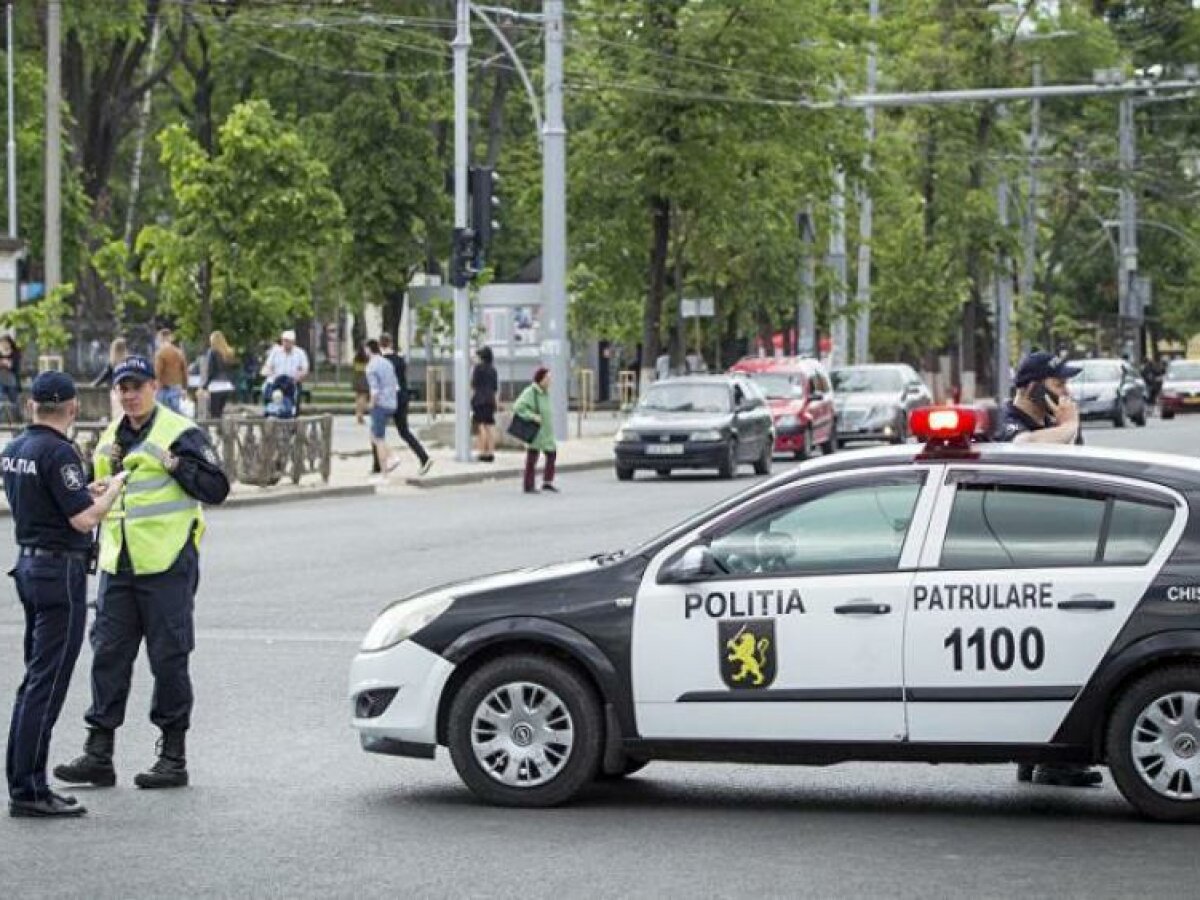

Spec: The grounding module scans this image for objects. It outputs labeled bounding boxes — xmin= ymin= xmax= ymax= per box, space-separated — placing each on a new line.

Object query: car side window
xmin=709 ymin=477 xmax=924 ymax=576
xmin=940 ymin=484 xmax=1173 ymax=569
xmin=1104 ymin=499 xmax=1174 ymax=565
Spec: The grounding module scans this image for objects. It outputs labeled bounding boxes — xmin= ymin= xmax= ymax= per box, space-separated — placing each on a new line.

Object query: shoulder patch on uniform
xmin=61 ymin=463 xmax=85 ymax=491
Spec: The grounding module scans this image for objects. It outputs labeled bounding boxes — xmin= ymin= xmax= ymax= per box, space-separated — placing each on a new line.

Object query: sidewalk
xmin=0 ymin=412 xmax=623 ymax=516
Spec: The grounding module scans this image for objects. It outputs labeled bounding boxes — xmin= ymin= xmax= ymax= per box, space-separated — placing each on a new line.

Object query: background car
xmin=613 ymin=375 xmax=774 ymax=480
xmin=1068 ymin=358 xmax=1147 ymax=427
xmin=727 ymin=357 xmax=836 ymax=460
xmin=830 ymin=364 xmax=931 ymax=445
xmin=1158 ymin=358 xmax=1200 ymax=420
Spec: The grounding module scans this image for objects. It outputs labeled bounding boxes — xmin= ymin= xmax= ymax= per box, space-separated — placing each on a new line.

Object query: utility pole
xmin=797 ymin=206 xmax=816 ymax=358
xmin=1019 ymin=61 xmax=1041 ymax=357
xmin=452 ymin=0 xmax=471 ymax=462
xmin=6 ymin=0 xmax=16 ymax=239
xmin=542 ymin=0 xmax=569 ymax=439
xmin=853 ymin=0 xmax=878 ymax=365
xmin=830 ymin=169 xmax=848 ymax=366
xmin=996 ymin=174 xmax=1012 ymax=400
xmin=44 ymin=0 xmax=61 ymax=292
xmin=1118 ymin=94 xmax=1139 ymax=363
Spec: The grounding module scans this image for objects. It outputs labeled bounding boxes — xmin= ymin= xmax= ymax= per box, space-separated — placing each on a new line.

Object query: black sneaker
xmin=542 ymin=484 xmax=560 ymax=493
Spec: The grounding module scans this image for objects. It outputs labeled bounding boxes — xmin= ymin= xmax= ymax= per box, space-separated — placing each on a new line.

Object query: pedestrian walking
xmin=91 ymin=338 xmax=127 ymax=422
xmin=471 ymin=346 xmax=499 ymax=463
xmin=0 ymin=335 xmax=22 ymax=422
xmin=54 ymin=356 xmax=230 ymax=792
xmin=153 ymin=327 xmax=188 ymax=414
xmin=380 ymin=335 xmax=432 ymax=475
xmin=365 ymin=340 xmax=401 ymax=480
xmin=513 ymin=366 xmax=558 ymax=494
xmin=352 ymin=346 xmax=370 ymax=426
xmin=198 ymin=330 xmax=237 ymax=419
xmin=4 ymin=372 xmax=126 ymax=818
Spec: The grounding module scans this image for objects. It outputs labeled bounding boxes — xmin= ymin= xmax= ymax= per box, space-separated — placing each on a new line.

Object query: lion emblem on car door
xmin=719 ymin=619 xmax=776 ymax=689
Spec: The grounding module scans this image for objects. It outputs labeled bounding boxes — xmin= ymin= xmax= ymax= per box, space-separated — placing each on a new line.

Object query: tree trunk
xmin=641 ymin=195 xmax=671 ymax=389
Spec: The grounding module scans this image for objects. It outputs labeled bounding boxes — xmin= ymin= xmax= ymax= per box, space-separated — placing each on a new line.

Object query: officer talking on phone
xmin=996 ymin=351 xmax=1083 ymax=445
xmin=996 ymin=351 xmax=1101 ymax=788
xmin=3 ymin=372 xmax=126 ymax=818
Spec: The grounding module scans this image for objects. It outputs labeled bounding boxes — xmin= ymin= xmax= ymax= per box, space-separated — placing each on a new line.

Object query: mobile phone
xmin=1028 ymin=382 xmax=1058 ymax=407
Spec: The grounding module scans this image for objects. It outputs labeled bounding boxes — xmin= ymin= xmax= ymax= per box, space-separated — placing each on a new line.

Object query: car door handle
xmin=1057 ymin=596 xmax=1116 ymax=611
xmin=834 ymin=602 xmax=892 ymax=615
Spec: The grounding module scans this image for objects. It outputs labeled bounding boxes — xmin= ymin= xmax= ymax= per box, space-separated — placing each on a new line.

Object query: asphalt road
xmin=3 ymin=415 xmax=1200 ymax=899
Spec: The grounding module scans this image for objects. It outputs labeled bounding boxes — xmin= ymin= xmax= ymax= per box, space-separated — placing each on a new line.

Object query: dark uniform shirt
xmin=1 ymin=425 xmax=94 ymax=552
xmin=111 ymin=409 xmax=231 ymax=573
xmin=995 ymin=400 xmax=1084 ymax=445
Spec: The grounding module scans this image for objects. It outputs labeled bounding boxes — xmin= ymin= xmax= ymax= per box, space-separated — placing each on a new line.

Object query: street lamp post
xmin=452 ymin=0 xmax=472 ymax=462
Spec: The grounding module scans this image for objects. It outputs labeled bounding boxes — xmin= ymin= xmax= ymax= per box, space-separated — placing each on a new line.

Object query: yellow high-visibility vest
xmin=94 ymin=405 xmax=206 ymax=575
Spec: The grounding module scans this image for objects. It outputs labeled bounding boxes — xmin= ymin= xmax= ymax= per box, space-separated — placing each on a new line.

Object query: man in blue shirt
xmin=3 ymin=372 xmax=125 ymax=817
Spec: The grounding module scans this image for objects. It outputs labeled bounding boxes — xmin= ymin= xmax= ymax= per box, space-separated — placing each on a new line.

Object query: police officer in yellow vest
xmin=55 ymin=356 xmax=229 ymax=790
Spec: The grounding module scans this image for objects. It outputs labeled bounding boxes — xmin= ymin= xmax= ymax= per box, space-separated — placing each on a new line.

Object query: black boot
xmin=134 ymin=730 xmax=189 ymax=790
xmin=53 ymin=728 xmax=116 ymax=787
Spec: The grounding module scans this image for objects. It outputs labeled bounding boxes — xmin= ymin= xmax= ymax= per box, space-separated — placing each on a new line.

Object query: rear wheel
xmin=1106 ymin=665 xmax=1200 ymax=822
xmin=1162 ymin=408 xmax=1176 ymax=420
xmin=753 ymin=438 xmax=773 ymax=475
xmin=717 ymin=441 xmax=737 ymax=479
xmin=447 ymin=655 xmax=603 ymax=808
xmin=655 ymin=467 xmax=671 ymax=477
xmin=1133 ymin=403 xmax=1148 ymax=427
xmin=615 ymin=464 xmax=634 ymax=481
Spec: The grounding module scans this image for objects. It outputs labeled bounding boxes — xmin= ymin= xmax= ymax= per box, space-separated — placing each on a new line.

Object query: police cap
xmin=30 ymin=371 xmax=77 ymax=403
xmin=1014 ymin=351 xmax=1082 ymax=388
xmin=113 ymin=355 xmax=154 ymax=386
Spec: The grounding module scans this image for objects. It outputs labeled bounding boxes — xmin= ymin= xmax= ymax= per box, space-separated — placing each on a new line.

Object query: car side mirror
xmin=661 ymin=545 xmax=717 ymax=584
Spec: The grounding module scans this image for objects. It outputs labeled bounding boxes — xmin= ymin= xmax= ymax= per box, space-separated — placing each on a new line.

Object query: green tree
xmin=136 ymin=99 xmax=346 ymax=346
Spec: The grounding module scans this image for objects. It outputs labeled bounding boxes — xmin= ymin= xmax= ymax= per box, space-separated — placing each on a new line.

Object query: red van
xmin=727 ymin=356 xmax=837 ymax=459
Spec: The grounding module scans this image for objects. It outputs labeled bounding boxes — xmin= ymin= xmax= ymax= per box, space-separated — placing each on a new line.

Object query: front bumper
xmin=614 ymin=441 xmax=729 ymax=469
xmin=1160 ymin=396 xmax=1200 ymax=414
xmin=836 ymin=414 xmax=900 ymax=442
xmin=349 ymin=639 xmax=456 ymax=759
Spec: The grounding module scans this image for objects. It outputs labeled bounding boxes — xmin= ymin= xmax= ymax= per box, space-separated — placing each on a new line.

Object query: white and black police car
xmin=350 ymin=407 xmax=1200 ymax=821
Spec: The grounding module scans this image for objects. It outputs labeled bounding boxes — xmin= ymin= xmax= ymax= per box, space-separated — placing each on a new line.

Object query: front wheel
xmin=753 ymin=438 xmax=773 ymax=475
xmin=1106 ymin=665 xmax=1200 ymax=822
xmin=615 ymin=464 xmax=634 ymax=481
xmin=717 ymin=441 xmax=737 ymax=479
xmin=447 ymin=655 xmax=603 ymax=808
xmin=1113 ymin=400 xmax=1127 ymax=428
xmin=1162 ymin=408 xmax=1176 ymax=421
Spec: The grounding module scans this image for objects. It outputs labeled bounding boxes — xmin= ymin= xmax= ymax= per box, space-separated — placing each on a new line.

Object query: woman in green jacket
xmin=512 ymin=366 xmax=558 ymax=493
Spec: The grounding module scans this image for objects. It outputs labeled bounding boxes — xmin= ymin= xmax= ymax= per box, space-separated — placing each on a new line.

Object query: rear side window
xmin=940 ymin=484 xmax=1174 ymax=569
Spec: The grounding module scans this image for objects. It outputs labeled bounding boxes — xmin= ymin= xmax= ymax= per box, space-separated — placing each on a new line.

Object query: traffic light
xmin=450 ymin=227 xmax=477 ymax=288
xmin=469 ymin=166 xmax=500 ymax=266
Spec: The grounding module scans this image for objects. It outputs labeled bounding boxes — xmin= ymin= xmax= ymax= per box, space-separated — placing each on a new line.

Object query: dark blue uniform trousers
xmin=6 ymin=556 xmax=87 ymax=802
xmin=85 ymin=545 xmax=198 ymax=733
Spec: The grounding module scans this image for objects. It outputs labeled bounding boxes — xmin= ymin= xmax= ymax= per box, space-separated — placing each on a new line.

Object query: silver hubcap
xmin=1131 ymin=691 xmax=1200 ymax=800
xmin=470 ymin=681 xmax=575 ymax=788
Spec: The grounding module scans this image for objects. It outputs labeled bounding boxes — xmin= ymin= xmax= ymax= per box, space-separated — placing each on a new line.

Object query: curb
xmin=404 ymin=457 xmax=613 ymax=489
xmin=222 ymin=484 xmax=377 ymax=509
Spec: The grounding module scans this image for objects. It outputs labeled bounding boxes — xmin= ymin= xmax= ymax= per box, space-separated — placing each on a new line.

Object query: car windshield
xmin=832 ymin=368 xmax=903 ymax=394
xmin=1167 ymin=361 xmax=1200 ymax=380
xmin=1072 ymin=362 xmax=1122 ymax=383
xmin=747 ymin=373 xmax=800 ymax=399
xmin=637 ymin=383 xmax=730 ymax=413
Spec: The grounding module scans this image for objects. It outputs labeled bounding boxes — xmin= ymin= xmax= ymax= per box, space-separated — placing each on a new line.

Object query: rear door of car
xmin=904 ymin=465 xmax=1187 ymax=744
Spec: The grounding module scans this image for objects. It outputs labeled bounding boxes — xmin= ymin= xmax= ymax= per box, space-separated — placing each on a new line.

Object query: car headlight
xmin=361 ymin=592 xmax=456 ymax=652
xmin=615 ymin=427 xmax=637 ymax=443
xmin=689 ymin=429 xmax=723 ymax=442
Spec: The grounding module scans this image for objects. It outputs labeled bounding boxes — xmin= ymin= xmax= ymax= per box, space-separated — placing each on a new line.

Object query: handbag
xmin=507 ymin=412 xmax=539 ymax=444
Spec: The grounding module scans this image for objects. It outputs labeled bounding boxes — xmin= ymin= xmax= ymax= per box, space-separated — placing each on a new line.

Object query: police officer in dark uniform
xmin=997 ymin=351 xmax=1102 ymax=788
xmin=55 ymin=356 xmax=229 ymax=791
xmin=4 ymin=372 xmax=126 ymax=817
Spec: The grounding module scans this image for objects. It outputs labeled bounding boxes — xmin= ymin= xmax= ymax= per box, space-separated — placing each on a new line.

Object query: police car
xmin=350 ymin=407 xmax=1200 ymax=821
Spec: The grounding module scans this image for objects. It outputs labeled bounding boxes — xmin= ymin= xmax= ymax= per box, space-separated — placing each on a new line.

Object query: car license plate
xmin=1184 ymin=397 xmax=1200 ymax=405
xmin=646 ymin=444 xmax=684 ymax=455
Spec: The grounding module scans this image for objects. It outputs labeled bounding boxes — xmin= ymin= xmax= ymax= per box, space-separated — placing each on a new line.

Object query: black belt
xmin=19 ymin=547 xmax=90 ymax=562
